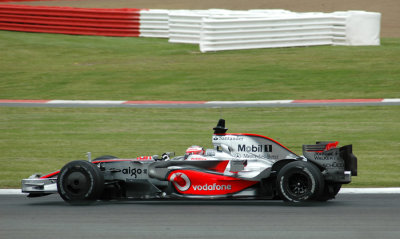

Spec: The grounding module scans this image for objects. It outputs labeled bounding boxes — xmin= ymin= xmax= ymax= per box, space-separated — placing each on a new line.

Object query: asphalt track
xmin=1 ymin=193 xmax=399 ymax=239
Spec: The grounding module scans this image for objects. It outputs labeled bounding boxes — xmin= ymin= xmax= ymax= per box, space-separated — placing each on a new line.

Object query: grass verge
xmin=0 ymin=31 xmax=399 ymax=101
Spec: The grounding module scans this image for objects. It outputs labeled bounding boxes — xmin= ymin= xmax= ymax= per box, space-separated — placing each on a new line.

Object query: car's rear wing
xmin=303 ymin=142 xmax=357 ymax=183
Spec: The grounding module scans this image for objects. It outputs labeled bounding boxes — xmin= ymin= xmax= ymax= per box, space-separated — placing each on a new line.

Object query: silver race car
xmin=22 ymin=119 xmax=357 ymax=204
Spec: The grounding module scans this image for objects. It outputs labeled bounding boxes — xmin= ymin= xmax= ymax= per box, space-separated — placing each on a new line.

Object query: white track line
xmin=339 ymin=188 xmax=400 ymax=194
xmin=2 ymin=98 xmax=400 ymax=106
xmin=382 ymin=98 xmax=400 ymax=103
xmin=48 ymin=100 xmax=126 ymax=104
xmin=0 ymin=189 xmax=25 ymax=195
xmin=1 ymin=188 xmax=400 ymax=195
xmin=206 ymin=100 xmax=293 ymax=104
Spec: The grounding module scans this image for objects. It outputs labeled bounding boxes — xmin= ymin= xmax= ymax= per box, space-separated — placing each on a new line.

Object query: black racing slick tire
xmin=57 ymin=160 xmax=104 ymax=205
xmin=277 ymin=161 xmax=324 ymax=203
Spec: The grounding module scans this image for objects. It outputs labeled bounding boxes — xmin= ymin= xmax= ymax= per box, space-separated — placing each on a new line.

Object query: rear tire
xmin=277 ymin=161 xmax=324 ymax=203
xmin=57 ymin=160 xmax=104 ymax=205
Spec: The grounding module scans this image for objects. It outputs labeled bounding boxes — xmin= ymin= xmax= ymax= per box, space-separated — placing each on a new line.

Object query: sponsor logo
xmin=313 ymin=152 xmax=338 ymax=161
xmin=136 ymin=156 xmax=153 ymax=160
xmin=238 ymin=144 xmax=272 ymax=153
xmin=192 ymin=183 xmax=232 ymax=191
xmin=121 ymin=167 xmax=146 ymax=178
xmin=213 ymin=136 xmax=244 ymax=141
xmin=240 ymin=153 xmax=279 ymax=160
xmin=170 ymin=172 xmax=191 ymax=191
xmin=188 ymin=156 xmax=207 ymax=161
xmin=322 ymin=162 xmax=344 ymax=168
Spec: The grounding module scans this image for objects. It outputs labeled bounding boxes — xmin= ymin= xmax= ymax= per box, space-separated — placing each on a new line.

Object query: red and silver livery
xmin=22 ymin=119 xmax=357 ymax=204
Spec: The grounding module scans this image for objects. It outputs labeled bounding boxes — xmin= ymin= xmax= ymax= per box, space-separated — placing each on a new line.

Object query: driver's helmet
xmin=184 ymin=145 xmax=205 ymax=159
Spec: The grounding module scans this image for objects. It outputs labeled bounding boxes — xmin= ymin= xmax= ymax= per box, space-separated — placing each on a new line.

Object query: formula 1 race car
xmin=22 ymin=119 xmax=357 ymax=204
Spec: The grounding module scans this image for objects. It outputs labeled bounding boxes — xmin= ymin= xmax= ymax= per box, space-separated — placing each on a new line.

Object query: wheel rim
xmin=287 ymin=173 xmax=310 ymax=197
xmin=64 ymin=170 xmax=90 ymax=196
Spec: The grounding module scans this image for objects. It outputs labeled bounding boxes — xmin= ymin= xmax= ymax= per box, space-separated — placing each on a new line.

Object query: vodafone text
xmin=192 ymin=183 xmax=232 ymax=191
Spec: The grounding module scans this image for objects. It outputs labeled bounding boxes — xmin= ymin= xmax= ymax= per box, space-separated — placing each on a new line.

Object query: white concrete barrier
xmin=137 ymin=9 xmax=381 ymax=52
xmin=200 ymin=15 xmax=347 ymax=52
xmin=139 ymin=9 xmax=170 ymax=38
xmin=343 ymin=11 xmax=381 ymax=46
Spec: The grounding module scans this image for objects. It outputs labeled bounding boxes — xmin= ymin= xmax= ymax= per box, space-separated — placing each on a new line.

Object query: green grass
xmin=1 ymin=106 xmax=399 ymax=188
xmin=0 ymin=31 xmax=399 ymax=101
xmin=0 ymin=31 xmax=399 ymax=188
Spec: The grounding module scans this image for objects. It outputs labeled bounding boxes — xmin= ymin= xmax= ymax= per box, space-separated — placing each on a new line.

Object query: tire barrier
xmin=0 ymin=4 xmax=141 ymax=37
xmin=0 ymin=5 xmax=381 ymax=51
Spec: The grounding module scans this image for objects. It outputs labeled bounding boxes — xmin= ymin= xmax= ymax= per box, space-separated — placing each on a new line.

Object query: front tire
xmin=277 ymin=161 xmax=324 ymax=203
xmin=57 ymin=160 xmax=104 ymax=205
